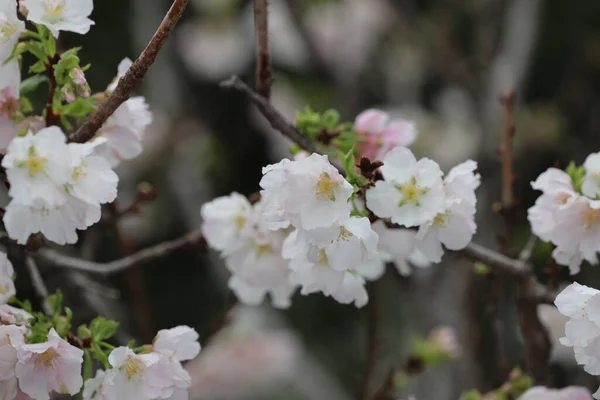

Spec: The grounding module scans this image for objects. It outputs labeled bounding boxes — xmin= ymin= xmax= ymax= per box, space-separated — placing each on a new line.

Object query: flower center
xmin=316 ymin=172 xmax=338 ymax=201
xmin=395 ymin=177 xmax=427 ymax=207
xmin=34 ymin=348 xmax=60 ymax=369
xmin=19 ymin=146 xmax=48 ymax=178
xmin=120 ymin=356 xmax=144 ymax=381
xmin=433 ymin=211 xmax=451 ymax=227
xmin=0 ymin=21 xmax=18 ymax=43
xmin=255 ymin=244 xmax=272 ymax=258
xmin=45 ymin=0 xmax=65 ymax=17
xmin=72 ymin=163 xmax=87 ymax=181
xmin=235 ymin=215 xmax=246 ymax=230
xmin=317 ymin=248 xmax=328 ymax=265
xmin=582 ymin=207 xmax=600 ymax=230
xmin=336 ymin=227 xmax=354 ymax=242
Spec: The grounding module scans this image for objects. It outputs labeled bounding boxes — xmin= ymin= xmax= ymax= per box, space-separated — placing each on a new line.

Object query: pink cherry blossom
xmin=354 ymin=109 xmax=417 ymax=160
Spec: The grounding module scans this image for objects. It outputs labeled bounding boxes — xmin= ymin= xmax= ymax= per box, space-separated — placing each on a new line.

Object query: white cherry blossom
xmin=518 ymin=386 xmax=593 ymax=400
xmin=229 ymin=276 xmax=297 ymax=309
xmin=154 ymin=326 xmax=201 ymax=362
xmin=2 ymin=127 xmax=71 ymax=206
xmin=583 ymin=152 xmax=600 ymax=199
xmin=67 ymin=137 xmax=119 ymax=206
xmin=366 ymin=146 xmax=445 ymax=227
xmin=0 ymin=0 xmax=25 ymax=58
xmin=0 ymin=304 xmax=32 ymax=325
xmin=102 ymin=347 xmax=171 ymax=400
xmin=0 ymin=324 xmax=26 ymax=400
xmin=93 ymin=58 xmax=152 ymax=167
xmin=371 ymin=220 xmax=430 ymax=276
xmin=201 ymin=192 xmax=251 ymax=254
xmin=82 ymin=369 xmax=105 ymax=400
xmin=15 ymin=328 xmax=84 ymax=400
xmin=260 ymin=154 xmax=353 ymax=230
xmin=0 ymin=251 xmax=15 ymax=304
xmin=4 ymin=196 xmax=100 ymax=245
xmin=26 ymin=0 xmax=94 ymax=37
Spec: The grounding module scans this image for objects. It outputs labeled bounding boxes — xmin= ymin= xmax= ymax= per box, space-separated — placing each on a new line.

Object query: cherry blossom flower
xmin=583 ymin=152 xmax=600 ymax=199
xmin=201 ymin=192 xmax=251 ymax=254
xmin=0 ymin=251 xmax=15 ymax=304
xmin=102 ymin=347 xmax=171 ymax=400
xmin=15 ymin=328 xmax=84 ymax=400
xmin=371 ymin=220 xmax=430 ymax=276
xmin=260 ymin=154 xmax=353 ymax=230
xmin=282 ymin=217 xmax=379 ymax=307
xmin=528 ymin=168 xmax=577 ymax=243
xmin=0 ymin=324 xmax=26 ymax=400
xmin=2 ymin=127 xmax=71 ymax=207
xmin=354 ymin=109 xmax=416 ymax=160
xmin=555 ymin=283 xmax=600 ymax=398
xmin=366 ymin=146 xmax=445 ymax=227
xmin=229 ymin=277 xmax=297 ymax=309
xmin=4 ymin=196 xmax=100 ymax=245
xmin=0 ymin=304 xmax=32 ymax=325
xmin=518 ymin=386 xmax=593 ymax=400
xmin=0 ymin=0 xmax=25 ymax=58
xmin=26 ymin=0 xmax=94 ymax=38
xmin=82 ymin=369 xmax=105 ymax=400
xmin=93 ymin=58 xmax=153 ymax=167
xmin=66 ymin=137 xmax=119 ymax=206
xmin=154 ymin=326 xmax=201 ymax=362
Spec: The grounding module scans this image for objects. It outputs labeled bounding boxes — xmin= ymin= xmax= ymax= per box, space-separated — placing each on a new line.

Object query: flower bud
xmin=62 ymin=85 xmax=76 ymax=103
xmin=70 ymin=68 xmax=87 ymax=87
xmin=18 ymin=0 xmax=28 ymax=16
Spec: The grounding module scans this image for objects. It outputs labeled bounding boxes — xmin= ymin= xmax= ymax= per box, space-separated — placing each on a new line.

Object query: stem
xmin=254 ymin=0 xmax=272 ymax=99
xmin=69 ymin=0 xmax=191 ymax=143
xmin=44 ymin=55 xmax=59 ymax=127
xmin=25 ymin=255 xmax=52 ymax=315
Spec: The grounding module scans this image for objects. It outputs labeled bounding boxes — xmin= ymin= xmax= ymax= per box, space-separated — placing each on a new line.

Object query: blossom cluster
xmin=554 ymin=282 xmax=600 ymax=398
xmin=202 ymin=111 xmax=480 ymax=308
xmin=528 ymin=155 xmax=600 ymax=274
xmin=0 ymin=0 xmax=152 ymax=246
xmin=0 ymin=249 xmax=201 ymax=400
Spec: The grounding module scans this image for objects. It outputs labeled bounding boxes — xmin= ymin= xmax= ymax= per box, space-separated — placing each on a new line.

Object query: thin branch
xmin=500 ymin=90 xmax=516 ymax=208
xmin=360 ymin=282 xmax=380 ymax=400
xmin=518 ymin=235 xmax=538 ymax=264
xmin=220 ymin=75 xmax=345 ymax=173
xmin=254 ymin=0 xmax=272 ymax=99
xmin=461 ymin=242 xmax=528 ymax=277
xmin=44 ymin=54 xmax=59 ymax=127
xmin=36 ymin=231 xmax=205 ymax=275
xmin=25 ymin=255 xmax=52 ymax=315
xmin=69 ymin=0 xmax=191 ymax=143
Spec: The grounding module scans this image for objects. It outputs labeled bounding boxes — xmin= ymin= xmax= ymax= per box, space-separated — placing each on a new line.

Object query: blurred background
xmin=16 ymin=0 xmax=600 ymax=398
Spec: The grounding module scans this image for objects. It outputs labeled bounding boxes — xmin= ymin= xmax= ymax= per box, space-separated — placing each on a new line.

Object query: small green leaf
xmin=77 ymin=324 xmax=92 ymax=340
xmin=61 ymin=97 xmax=95 ymax=118
xmin=48 ymin=290 xmax=63 ymax=317
xmin=473 ymin=262 xmax=490 ymax=276
xmin=20 ymin=75 xmax=48 ymax=95
xmin=90 ymin=316 xmax=119 ymax=342
xmin=29 ymin=60 xmax=46 ymax=74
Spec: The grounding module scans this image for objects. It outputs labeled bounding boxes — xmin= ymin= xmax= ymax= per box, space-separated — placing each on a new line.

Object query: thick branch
xmin=220 ymin=76 xmax=345 ymax=173
xmin=254 ymin=0 xmax=272 ymax=99
xmin=69 ymin=0 xmax=190 ymax=143
xmin=36 ymin=231 xmax=205 ymax=275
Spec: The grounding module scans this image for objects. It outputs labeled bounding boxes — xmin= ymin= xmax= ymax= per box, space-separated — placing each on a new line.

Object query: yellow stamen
xmin=120 ymin=356 xmax=144 ymax=381
xmin=34 ymin=348 xmax=60 ymax=369
xmin=45 ymin=0 xmax=65 ymax=17
xmin=315 ymin=172 xmax=338 ymax=201
xmin=0 ymin=22 xmax=17 ymax=42
xmin=395 ymin=177 xmax=427 ymax=207
xmin=317 ymin=249 xmax=328 ymax=265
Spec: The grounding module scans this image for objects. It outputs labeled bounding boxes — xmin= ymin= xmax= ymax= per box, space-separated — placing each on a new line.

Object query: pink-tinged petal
xmin=354 ymin=109 xmax=389 ymax=134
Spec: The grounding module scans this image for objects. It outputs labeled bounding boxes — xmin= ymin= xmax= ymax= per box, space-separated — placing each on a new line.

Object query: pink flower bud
xmin=71 ymin=68 xmax=87 ymax=87
xmin=62 ymin=86 xmax=76 ymax=103
xmin=18 ymin=0 xmax=27 ymax=16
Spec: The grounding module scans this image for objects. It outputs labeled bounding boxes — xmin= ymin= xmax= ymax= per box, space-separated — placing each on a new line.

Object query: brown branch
xmin=69 ymin=0 xmax=190 ymax=143
xmin=360 ymin=282 xmax=380 ymax=400
xmin=500 ymin=90 xmax=516 ymax=208
xmin=220 ymin=76 xmax=345 ymax=173
xmin=44 ymin=55 xmax=59 ymax=127
xmin=36 ymin=231 xmax=205 ymax=275
xmin=254 ymin=0 xmax=272 ymax=99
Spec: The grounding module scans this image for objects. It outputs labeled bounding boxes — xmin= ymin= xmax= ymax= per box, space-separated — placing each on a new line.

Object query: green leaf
xmin=90 ymin=343 xmax=110 ymax=369
xmin=82 ymin=350 xmax=92 ymax=382
xmin=89 ymin=316 xmax=119 ymax=342
xmin=61 ymin=97 xmax=95 ymax=118
xmin=29 ymin=60 xmax=46 ymax=74
xmin=19 ymin=96 xmax=33 ymax=114
xmin=322 ymin=109 xmax=340 ymax=128
xmin=48 ymin=290 xmax=63 ymax=317
xmin=20 ymin=75 xmax=48 ymax=95
xmin=566 ymin=161 xmax=586 ymax=194
xmin=473 ymin=262 xmax=490 ymax=276
xmin=77 ymin=324 xmax=92 ymax=340
xmin=459 ymin=390 xmax=482 ymax=400
xmin=53 ymin=54 xmax=80 ymax=85
xmin=22 ymin=41 xmax=47 ymax=61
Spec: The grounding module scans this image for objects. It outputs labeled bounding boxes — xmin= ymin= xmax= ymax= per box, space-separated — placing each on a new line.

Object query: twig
xmin=360 ymin=282 xmax=380 ymax=400
xmin=500 ymin=90 xmax=516 ymax=209
xmin=69 ymin=0 xmax=191 ymax=143
xmin=462 ymin=242 xmax=528 ymax=277
xmin=254 ymin=0 xmax=272 ymax=99
xmin=25 ymin=255 xmax=52 ymax=315
xmin=518 ymin=235 xmax=538 ymax=264
xmin=44 ymin=55 xmax=59 ymax=127
xmin=36 ymin=231 xmax=205 ymax=275
xmin=220 ymin=75 xmax=345 ymax=173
